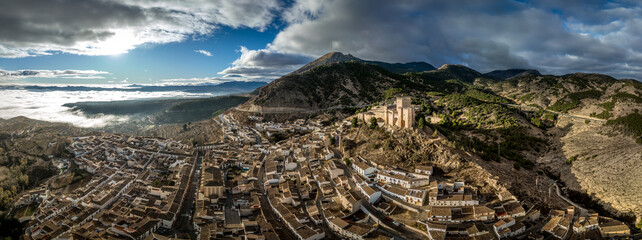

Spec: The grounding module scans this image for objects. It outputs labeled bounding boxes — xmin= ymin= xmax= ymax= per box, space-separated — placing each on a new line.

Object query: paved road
xmin=552 ymin=182 xmax=588 ymax=215
xmin=175 ymin=152 xmax=202 ymax=240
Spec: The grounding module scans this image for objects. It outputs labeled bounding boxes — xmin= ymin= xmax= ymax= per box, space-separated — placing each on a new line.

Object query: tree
xmin=369 ymin=117 xmax=377 ymax=129
xmin=351 ymin=117 xmax=359 ymax=128
xmin=343 ymin=157 xmax=351 ymax=166
xmin=329 ymin=137 xmax=336 ymax=146
xmin=418 ymin=117 xmax=425 ymax=129
xmin=530 ymin=117 xmax=542 ymax=128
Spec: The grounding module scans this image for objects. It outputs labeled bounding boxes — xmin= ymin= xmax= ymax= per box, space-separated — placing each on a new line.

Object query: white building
xmin=352 ymin=160 xmax=376 ymax=178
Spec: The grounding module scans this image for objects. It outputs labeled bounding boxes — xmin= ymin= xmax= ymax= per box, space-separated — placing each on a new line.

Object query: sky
xmin=2 ymin=0 xmax=642 ymax=85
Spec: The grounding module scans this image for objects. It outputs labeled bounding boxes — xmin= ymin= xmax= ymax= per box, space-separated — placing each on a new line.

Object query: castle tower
xmin=395 ymin=97 xmax=413 ymax=128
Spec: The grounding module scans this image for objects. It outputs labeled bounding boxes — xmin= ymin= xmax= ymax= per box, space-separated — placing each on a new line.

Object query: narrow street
xmin=175 ymin=152 xmax=202 ymax=240
xmin=257 ymin=158 xmax=299 ymax=240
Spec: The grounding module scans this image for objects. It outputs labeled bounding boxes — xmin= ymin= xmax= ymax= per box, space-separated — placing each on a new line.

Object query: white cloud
xmin=0 ymin=69 xmax=110 ymax=80
xmin=218 ymin=46 xmax=313 ymax=81
xmin=0 ymin=0 xmax=282 ymax=57
xmin=195 ymin=50 xmax=213 ymax=56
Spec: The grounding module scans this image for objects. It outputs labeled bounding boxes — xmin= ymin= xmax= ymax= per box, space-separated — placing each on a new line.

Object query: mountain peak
xmin=290 ymin=52 xmax=435 ymax=75
xmin=288 ymin=52 xmax=362 ymax=75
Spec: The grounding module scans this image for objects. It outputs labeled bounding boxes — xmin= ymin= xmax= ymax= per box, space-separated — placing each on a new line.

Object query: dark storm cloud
xmin=0 ymin=0 xmax=142 ymax=46
xmin=258 ymin=0 xmax=642 ymax=79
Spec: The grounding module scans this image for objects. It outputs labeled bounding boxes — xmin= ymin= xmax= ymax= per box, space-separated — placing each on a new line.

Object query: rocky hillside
xmin=242 ymin=53 xmax=483 ymax=111
xmin=241 ymin=53 xmax=642 ymax=226
xmin=476 ymin=73 xmax=642 ymax=225
xmin=244 ymin=61 xmax=430 ymax=110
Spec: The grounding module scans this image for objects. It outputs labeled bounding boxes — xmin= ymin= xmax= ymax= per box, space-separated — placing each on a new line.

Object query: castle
xmin=358 ymin=96 xmax=416 ymax=129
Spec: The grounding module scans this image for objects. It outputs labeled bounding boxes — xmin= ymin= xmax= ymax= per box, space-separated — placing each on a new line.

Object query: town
xmin=16 ymin=97 xmax=632 ymax=240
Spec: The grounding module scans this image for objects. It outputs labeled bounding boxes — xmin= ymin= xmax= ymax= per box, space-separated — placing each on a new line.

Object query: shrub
xmin=383 ymin=88 xmax=403 ymax=100
xmin=369 ymin=117 xmax=378 ymax=129
xmin=566 ymin=155 xmax=578 ymax=165
xmin=343 ymin=157 xmax=351 ymax=166
xmin=513 ymin=162 xmax=521 ymax=170
xmin=530 ymin=117 xmax=542 ymax=128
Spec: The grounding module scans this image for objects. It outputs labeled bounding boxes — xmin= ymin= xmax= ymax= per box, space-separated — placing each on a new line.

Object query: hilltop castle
xmin=358 ymin=96 xmax=416 ymax=129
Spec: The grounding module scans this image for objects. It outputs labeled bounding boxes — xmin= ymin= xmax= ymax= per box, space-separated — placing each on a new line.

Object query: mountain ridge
xmin=484 ymin=69 xmax=541 ymax=80
xmin=289 ymin=52 xmax=436 ymax=75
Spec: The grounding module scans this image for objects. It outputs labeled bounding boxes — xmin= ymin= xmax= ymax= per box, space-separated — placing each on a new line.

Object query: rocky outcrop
xmin=545 ymin=117 xmax=642 ymax=220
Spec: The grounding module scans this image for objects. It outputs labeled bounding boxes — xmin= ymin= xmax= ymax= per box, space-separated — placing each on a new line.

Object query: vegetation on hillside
xmin=429 ymin=87 xmax=545 ymax=170
xmin=547 ymin=89 xmax=603 ymax=113
xmin=606 ymin=112 xmax=642 ymax=138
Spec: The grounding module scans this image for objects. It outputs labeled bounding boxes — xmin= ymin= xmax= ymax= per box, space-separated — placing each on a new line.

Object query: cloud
xmin=218 ymin=46 xmax=313 ymax=81
xmin=195 ymin=50 xmax=213 ymax=56
xmin=160 ymin=74 xmax=270 ymax=85
xmin=258 ymin=0 xmax=642 ymax=79
xmin=0 ymin=69 xmax=110 ymax=80
xmin=0 ymin=0 xmax=282 ymax=57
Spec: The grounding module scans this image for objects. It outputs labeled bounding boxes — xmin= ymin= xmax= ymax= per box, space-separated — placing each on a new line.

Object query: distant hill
xmin=484 ymin=69 xmax=541 ymax=81
xmin=421 ymin=64 xmax=488 ymax=83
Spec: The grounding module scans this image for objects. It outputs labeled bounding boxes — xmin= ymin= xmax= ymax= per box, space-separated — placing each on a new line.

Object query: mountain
xmin=484 ymin=69 xmax=541 ymax=80
xmin=289 ymin=52 xmax=435 ymax=75
xmin=421 ymin=64 xmax=487 ymax=83
xmin=245 ymin=61 xmax=429 ymax=110
xmin=365 ymin=61 xmax=436 ymax=74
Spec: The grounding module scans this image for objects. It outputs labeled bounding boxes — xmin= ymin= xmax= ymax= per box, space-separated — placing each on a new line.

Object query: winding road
xmin=503 ymin=103 xmax=607 ymax=122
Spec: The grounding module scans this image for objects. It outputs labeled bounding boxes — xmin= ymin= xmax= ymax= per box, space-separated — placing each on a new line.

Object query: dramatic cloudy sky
xmin=2 ymin=0 xmax=642 ymax=84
